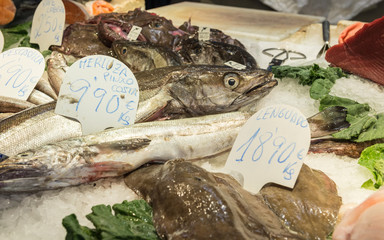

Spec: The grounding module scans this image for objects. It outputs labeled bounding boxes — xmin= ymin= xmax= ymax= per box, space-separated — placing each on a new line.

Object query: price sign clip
xmin=198 ymin=27 xmax=211 ymax=41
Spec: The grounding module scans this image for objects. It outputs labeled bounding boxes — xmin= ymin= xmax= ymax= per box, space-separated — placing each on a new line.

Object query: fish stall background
xmin=167 ymin=0 xmax=384 ymax=23
xmin=1 ymin=1 xmax=384 ymax=240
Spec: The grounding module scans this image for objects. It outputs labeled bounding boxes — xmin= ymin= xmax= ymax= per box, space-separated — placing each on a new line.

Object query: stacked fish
xmin=0 ymin=9 xmax=356 ymax=240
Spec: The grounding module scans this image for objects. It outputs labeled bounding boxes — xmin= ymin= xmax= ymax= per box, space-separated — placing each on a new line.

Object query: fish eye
xmin=152 ymin=21 xmax=162 ymax=28
xmin=224 ymin=73 xmax=240 ymax=89
xmin=121 ymin=47 xmax=128 ymax=55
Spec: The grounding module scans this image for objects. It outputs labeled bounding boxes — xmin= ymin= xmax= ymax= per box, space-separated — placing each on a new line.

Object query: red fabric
xmin=325 ymin=16 xmax=384 ymax=85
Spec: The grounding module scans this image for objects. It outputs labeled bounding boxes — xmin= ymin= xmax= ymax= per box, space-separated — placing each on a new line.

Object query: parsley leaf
xmin=62 ymin=200 xmax=160 ymax=240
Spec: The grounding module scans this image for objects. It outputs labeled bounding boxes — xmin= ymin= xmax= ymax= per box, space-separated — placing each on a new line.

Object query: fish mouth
xmin=245 ymin=79 xmax=277 ymax=96
xmin=231 ymin=77 xmax=278 ymax=107
xmin=244 ymin=76 xmax=278 ymax=97
xmin=98 ymin=20 xmax=148 ymax=46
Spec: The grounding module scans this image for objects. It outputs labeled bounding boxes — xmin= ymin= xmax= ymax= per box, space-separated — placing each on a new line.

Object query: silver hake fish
xmin=0 ymin=112 xmax=249 ymax=192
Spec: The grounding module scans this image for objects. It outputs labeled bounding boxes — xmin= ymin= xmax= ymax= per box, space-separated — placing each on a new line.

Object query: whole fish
xmin=0 ymin=111 xmax=249 ymax=192
xmin=48 ymin=59 xmax=278 ymax=121
xmin=0 ymin=102 xmax=349 ymax=159
xmin=124 ymin=160 xmax=341 ymax=240
xmin=112 ymin=40 xmax=183 ymax=72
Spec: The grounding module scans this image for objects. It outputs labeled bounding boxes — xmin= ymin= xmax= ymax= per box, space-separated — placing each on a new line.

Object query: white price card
xmin=30 ymin=0 xmax=65 ymax=51
xmin=198 ymin=27 xmax=211 ymax=41
xmin=127 ymin=26 xmax=142 ymax=41
xmin=0 ymin=47 xmax=45 ymax=100
xmin=225 ymin=61 xmax=246 ymax=70
xmin=225 ymin=104 xmax=311 ymax=194
xmin=55 ymin=55 xmax=139 ymax=135
xmin=0 ymin=31 xmax=4 ymax=53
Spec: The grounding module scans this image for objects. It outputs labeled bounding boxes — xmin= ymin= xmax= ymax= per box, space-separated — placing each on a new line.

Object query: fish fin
xmin=90 ymin=138 xmax=151 ymax=152
xmin=308 ymin=106 xmax=350 ymax=138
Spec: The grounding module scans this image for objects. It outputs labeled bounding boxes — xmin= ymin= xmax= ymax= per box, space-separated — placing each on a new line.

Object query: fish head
xmin=177 ymin=39 xmax=257 ymax=68
xmin=169 ymin=66 xmax=277 ymax=116
xmin=96 ymin=9 xmax=187 ymax=49
xmin=112 ymin=40 xmax=156 ymax=72
xmin=112 ymin=40 xmax=182 ymax=72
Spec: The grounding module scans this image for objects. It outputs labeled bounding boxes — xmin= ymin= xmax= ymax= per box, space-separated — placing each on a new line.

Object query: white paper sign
xmin=55 ymin=55 xmax=139 ymax=135
xmin=0 ymin=31 xmax=4 ymax=53
xmin=30 ymin=0 xmax=65 ymax=51
xmin=225 ymin=104 xmax=311 ymax=194
xmin=198 ymin=27 xmax=211 ymax=41
xmin=127 ymin=26 xmax=142 ymax=41
xmin=0 ymin=47 xmax=45 ymax=100
xmin=225 ymin=61 xmax=246 ymax=70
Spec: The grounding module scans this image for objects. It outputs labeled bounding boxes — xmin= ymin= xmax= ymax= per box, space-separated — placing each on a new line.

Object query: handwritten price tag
xmin=0 ymin=48 xmax=45 ymax=100
xmin=30 ymin=0 xmax=65 ymax=51
xmin=225 ymin=104 xmax=310 ymax=194
xmin=198 ymin=27 xmax=211 ymax=41
xmin=225 ymin=61 xmax=246 ymax=70
xmin=127 ymin=26 xmax=142 ymax=41
xmin=0 ymin=31 xmax=4 ymax=52
xmin=55 ymin=55 xmax=139 ymax=135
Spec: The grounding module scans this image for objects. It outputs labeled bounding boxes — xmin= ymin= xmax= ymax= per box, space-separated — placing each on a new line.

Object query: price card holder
xmin=55 ymin=55 xmax=139 ymax=135
xmin=127 ymin=26 xmax=142 ymax=41
xmin=225 ymin=61 xmax=246 ymax=70
xmin=30 ymin=0 xmax=65 ymax=51
xmin=0 ymin=48 xmax=45 ymax=100
xmin=225 ymin=104 xmax=311 ymax=194
xmin=198 ymin=27 xmax=211 ymax=41
xmin=0 ymin=31 xmax=4 ymax=52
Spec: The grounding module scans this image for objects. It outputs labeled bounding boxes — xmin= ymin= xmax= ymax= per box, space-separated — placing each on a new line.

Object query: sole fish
xmin=124 ymin=160 xmax=340 ymax=239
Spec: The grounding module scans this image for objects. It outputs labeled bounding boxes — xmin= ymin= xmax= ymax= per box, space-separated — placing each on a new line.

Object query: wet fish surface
xmin=0 ymin=101 xmax=349 ymax=160
xmin=0 ymin=102 xmax=82 ymax=157
xmin=51 ymin=23 xmax=115 ymax=57
xmin=176 ymin=39 xmax=257 ymax=69
xmin=134 ymin=65 xmax=277 ymax=122
xmin=27 ymin=89 xmax=54 ymax=105
xmin=0 ymin=96 xmax=35 ymax=113
xmin=309 ymin=138 xmax=384 ymax=158
xmin=124 ymin=160 xmax=341 ymax=240
xmin=0 ymin=112 xmax=249 ymax=192
xmin=112 ymin=40 xmax=183 ymax=72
